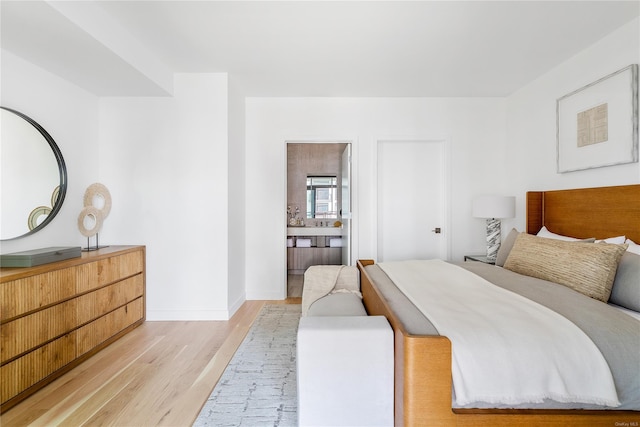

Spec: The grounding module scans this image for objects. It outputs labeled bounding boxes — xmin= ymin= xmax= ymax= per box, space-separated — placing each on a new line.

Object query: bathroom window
xmin=307 ymin=176 xmax=338 ymax=218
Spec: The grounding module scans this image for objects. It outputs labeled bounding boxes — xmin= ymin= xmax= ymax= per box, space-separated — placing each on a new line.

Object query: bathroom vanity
xmin=287 ymin=227 xmax=342 ymax=274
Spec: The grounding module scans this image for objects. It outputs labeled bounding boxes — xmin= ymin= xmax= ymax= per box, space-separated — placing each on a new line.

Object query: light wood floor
xmin=287 ymin=273 xmax=304 ymax=298
xmin=1 ymin=298 xmax=301 ymax=427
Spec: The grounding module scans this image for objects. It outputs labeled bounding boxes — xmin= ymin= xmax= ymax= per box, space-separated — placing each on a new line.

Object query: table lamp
xmin=472 ymin=195 xmax=515 ymax=262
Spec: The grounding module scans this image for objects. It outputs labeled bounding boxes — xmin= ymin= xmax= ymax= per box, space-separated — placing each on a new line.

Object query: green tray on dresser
xmin=0 ymin=246 xmax=82 ymax=268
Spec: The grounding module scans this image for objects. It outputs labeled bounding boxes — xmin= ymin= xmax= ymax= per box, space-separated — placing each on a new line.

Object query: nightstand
xmin=464 ymin=254 xmax=495 ymax=265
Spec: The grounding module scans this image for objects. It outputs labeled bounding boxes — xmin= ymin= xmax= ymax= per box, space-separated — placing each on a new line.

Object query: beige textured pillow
xmin=496 ymin=229 xmax=596 ymax=267
xmin=503 ymin=233 xmax=628 ymax=302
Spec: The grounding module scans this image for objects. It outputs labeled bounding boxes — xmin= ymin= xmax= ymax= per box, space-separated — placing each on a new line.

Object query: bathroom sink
xmin=287 ymin=227 xmax=342 ymax=236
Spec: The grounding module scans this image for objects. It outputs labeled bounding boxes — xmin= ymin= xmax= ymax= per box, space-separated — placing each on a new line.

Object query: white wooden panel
xmin=341 ymin=144 xmax=352 ymax=265
xmin=377 ymin=140 xmax=446 ymax=262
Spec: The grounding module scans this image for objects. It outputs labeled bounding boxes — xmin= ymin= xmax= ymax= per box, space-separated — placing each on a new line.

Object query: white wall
xmin=245 ymin=98 xmax=508 ymax=300
xmin=0 ymin=50 xmax=99 ymax=254
xmin=3 ymin=16 xmax=637 ymax=315
xmin=227 ymin=75 xmax=247 ymax=314
xmin=506 ymin=17 xmax=640 ymax=232
xmin=2 ymin=64 xmax=236 ymax=320
xmin=99 ymin=73 xmax=230 ymax=320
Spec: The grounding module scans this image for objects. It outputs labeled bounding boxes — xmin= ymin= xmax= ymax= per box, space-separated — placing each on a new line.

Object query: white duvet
xmin=378 ymin=259 xmax=620 ymax=407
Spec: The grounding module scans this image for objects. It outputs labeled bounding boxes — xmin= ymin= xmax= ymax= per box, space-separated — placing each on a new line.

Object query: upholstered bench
xmin=297 ymin=303 xmax=394 ymax=426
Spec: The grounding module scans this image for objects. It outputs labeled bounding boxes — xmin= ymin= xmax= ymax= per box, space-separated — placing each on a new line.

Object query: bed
xmin=358 ymin=184 xmax=640 ymax=426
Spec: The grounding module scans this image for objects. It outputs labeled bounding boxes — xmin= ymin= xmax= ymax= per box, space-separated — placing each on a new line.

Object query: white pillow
xmin=625 ymin=238 xmax=640 ymax=255
xmin=536 ymin=226 xmax=584 ymax=242
xmin=596 ymin=235 xmax=626 ymax=244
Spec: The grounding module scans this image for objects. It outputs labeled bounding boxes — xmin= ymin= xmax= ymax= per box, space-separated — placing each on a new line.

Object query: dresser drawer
xmin=0 ymin=332 xmax=76 ymax=403
xmin=76 ymin=251 xmax=144 ymax=293
xmin=76 ymin=274 xmax=144 ymax=325
xmin=0 ymin=269 xmax=76 ymax=321
xmin=76 ymin=298 xmax=144 ymax=356
xmin=1 ymin=299 xmax=77 ymax=363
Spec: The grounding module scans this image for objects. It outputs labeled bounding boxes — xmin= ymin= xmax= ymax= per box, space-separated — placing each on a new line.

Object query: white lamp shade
xmin=472 ymin=195 xmax=515 ymax=219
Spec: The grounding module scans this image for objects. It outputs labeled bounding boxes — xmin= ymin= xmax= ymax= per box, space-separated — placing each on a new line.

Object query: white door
xmin=341 ymin=144 xmax=351 ymax=265
xmin=377 ymin=140 xmax=447 ymax=262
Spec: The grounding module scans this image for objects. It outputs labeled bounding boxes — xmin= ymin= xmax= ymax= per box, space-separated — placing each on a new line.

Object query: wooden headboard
xmin=526 ymin=184 xmax=640 ymax=243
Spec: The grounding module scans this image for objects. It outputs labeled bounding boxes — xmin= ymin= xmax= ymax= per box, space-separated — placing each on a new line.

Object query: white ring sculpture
xmin=83 ymin=182 xmax=112 ymax=218
xmin=77 ymin=206 xmax=103 ymax=237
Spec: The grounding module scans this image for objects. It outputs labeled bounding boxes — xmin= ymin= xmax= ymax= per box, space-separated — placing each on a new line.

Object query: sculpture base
xmin=485 ymin=218 xmax=501 ymax=262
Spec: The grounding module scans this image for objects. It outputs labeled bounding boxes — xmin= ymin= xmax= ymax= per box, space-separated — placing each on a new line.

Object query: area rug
xmin=193 ymin=304 xmax=301 ymax=427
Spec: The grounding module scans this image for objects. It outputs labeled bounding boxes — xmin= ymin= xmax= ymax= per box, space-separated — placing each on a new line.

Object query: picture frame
xmin=557 ymin=64 xmax=638 ymax=173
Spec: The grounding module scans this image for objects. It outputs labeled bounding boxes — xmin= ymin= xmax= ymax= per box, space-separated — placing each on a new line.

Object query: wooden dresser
xmin=0 ymin=245 xmax=145 ymax=411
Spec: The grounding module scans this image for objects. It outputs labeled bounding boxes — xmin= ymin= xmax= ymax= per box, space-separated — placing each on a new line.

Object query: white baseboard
xmin=146 ymin=309 xmax=230 ymax=321
xmin=245 ymin=291 xmax=287 ymax=300
xmin=227 ymin=293 xmax=246 ymax=318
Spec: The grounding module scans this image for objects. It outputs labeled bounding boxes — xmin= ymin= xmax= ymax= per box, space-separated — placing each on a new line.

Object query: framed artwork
xmin=557 ymin=64 xmax=638 ymax=173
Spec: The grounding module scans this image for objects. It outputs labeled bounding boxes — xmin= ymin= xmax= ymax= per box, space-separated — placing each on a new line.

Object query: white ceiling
xmin=2 ymin=1 xmax=639 ymax=97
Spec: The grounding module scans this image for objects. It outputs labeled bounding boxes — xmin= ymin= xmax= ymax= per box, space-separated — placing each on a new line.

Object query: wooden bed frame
xmin=358 ymin=184 xmax=640 ymax=426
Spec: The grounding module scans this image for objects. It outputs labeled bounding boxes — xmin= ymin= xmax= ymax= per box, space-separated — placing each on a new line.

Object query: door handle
xmin=432 ymin=227 xmax=441 ymax=234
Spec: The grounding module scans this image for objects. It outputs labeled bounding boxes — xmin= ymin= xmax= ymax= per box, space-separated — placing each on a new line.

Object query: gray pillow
xmin=496 ymin=228 xmax=519 ymax=267
xmin=307 ymin=293 xmax=367 ymax=316
xmin=609 ymin=251 xmax=640 ymax=312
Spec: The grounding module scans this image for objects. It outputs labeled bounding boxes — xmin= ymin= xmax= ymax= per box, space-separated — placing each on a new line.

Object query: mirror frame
xmin=1 ymin=106 xmax=68 ymax=241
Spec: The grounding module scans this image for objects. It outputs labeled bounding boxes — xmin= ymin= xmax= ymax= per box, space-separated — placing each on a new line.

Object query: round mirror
xmin=1 ymin=107 xmax=67 ymax=240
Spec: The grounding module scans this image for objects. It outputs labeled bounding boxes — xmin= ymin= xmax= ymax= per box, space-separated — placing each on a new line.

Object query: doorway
xmin=286 ymin=142 xmax=352 ymax=298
